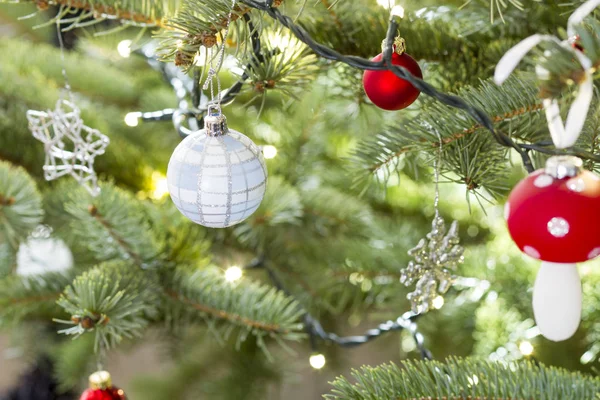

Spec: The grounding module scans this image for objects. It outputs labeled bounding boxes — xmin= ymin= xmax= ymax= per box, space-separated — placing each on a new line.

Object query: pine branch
xmin=88 ymin=204 xmax=144 ymax=267
xmin=55 ymin=260 xmax=159 ymax=352
xmin=349 ymin=75 xmax=546 ymax=196
xmin=0 ymin=161 xmax=44 ymax=248
xmin=0 ymin=271 xmax=72 ymax=323
xmin=165 ymin=290 xmax=284 ymax=333
xmin=325 ymin=357 xmax=600 ymax=400
xmin=239 ymin=31 xmax=320 ymax=101
xmin=165 ymin=266 xmax=305 ymax=347
xmin=300 ymin=186 xmax=376 ymax=236
xmin=157 ymin=0 xmax=283 ymax=67
xmin=0 ymin=242 xmax=16 ymax=278
xmin=61 ymin=183 xmax=159 ymax=267
xmin=3 ymin=0 xmax=178 ymax=28
xmin=232 ymin=176 xmax=303 ymax=250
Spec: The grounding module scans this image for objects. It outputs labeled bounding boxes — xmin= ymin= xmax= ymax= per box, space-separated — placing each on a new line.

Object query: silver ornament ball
xmin=167 ymin=110 xmax=267 ymax=228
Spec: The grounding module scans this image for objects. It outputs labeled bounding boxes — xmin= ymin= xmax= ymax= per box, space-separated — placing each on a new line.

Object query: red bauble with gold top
xmin=79 ymin=371 xmax=126 ymax=400
xmin=362 ymin=38 xmax=422 ymax=111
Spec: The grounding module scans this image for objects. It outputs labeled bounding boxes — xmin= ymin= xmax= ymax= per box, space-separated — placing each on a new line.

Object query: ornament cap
xmin=89 ymin=371 xmax=112 ymax=390
xmin=380 ymin=36 xmax=406 ymax=55
xmin=204 ymin=105 xmax=228 ymax=137
xmin=545 ymin=156 xmax=583 ymax=179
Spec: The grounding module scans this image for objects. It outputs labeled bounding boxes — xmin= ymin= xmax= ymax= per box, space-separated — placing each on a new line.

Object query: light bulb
xmin=124 ymin=112 xmax=141 ymax=127
xmin=150 ymin=172 xmax=169 ymax=200
xmin=391 ymin=5 xmax=405 ymax=18
xmin=117 ymin=40 xmax=132 ymax=58
xmin=519 ymin=340 xmax=534 ymax=356
xmin=432 ymin=295 xmax=445 ymax=309
xmin=262 ymin=145 xmax=278 ymax=159
xmin=309 ymin=353 xmax=326 ymax=370
xmin=376 ymin=0 xmax=396 ymax=7
xmin=225 ymin=266 xmax=243 ymax=282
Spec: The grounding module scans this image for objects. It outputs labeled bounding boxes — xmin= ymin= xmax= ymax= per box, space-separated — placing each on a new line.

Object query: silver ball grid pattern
xmin=167 ymin=128 xmax=267 ymax=228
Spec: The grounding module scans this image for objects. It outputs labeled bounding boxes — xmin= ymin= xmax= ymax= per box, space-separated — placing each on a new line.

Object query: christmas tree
xmin=1 ymin=0 xmax=600 ymax=398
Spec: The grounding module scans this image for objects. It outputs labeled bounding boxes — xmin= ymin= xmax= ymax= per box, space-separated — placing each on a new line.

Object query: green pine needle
xmin=0 ymin=161 xmax=44 ymax=248
xmin=165 ymin=266 xmax=305 ymax=352
xmin=325 ymin=357 xmax=600 ymax=400
xmin=56 ymin=260 xmax=159 ymax=352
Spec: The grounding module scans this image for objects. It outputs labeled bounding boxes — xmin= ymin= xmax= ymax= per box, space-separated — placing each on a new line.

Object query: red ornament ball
xmin=505 ymin=157 xmax=600 ymax=263
xmin=362 ymin=52 xmax=422 ymax=111
xmin=80 ymin=388 xmax=126 ymax=400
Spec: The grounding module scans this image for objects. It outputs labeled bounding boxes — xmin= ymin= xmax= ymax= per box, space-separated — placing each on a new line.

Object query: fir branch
xmin=0 ymin=242 xmax=16 ymax=278
xmin=349 ymin=76 xmax=545 ymax=195
xmin=165 ymin=266 xmax=305 ymax=344
xmin=157 ymin=0 xmax=284 ymax=67
xmin=239 ymin=32 xmax=320 ymax=101
xmin=232 ymin=176 xmax=303 ymax=250
xmin=0 ymin=161 xmax=44 ymax=248
xmin=48 ymin=0 xmax=166 ymax=26
xmin=56 ymin=260 xmax=159 ymax=352
xmin=366 ymin=102 xmax=545 ymax=175
xmin=62 ymin=183 xmax=159 ymax=267
xmin=0 ymin=271 xmax=72 ymax=323
xmin=165 ymin=289 xmax=285 ymax=333
xmin=4 ymin=0 xmax=178 ymax=28
xmin=318 ymin=0 xmax=342 ymax=29
xmin=325 ymin=357 xmax=600 ymax=400
xmin=300 ymin=186 xmax=375 ymax=235
xmin=88 ymin=204 xmax=143 ymax=267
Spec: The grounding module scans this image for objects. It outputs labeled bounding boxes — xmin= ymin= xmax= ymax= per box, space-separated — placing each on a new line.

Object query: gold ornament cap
xmin=89 ymin=371 xmax=112 ymax=390
xmin=381 ymin=36 xmax=406 ymax=55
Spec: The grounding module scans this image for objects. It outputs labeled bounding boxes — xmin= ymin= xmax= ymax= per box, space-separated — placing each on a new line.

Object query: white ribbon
xmin=493 ymin=0 xmax=597 ymax=149
xmin=568 ymin=0 xmax=600 ymax=37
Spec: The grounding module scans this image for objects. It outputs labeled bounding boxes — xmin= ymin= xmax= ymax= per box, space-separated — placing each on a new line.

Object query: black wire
xmin=239 ymin=0 xmax=536 ymax=173
xmin=246 ymin=260 xmax=432 ymax=358
xmin=133 ymin=1 xmax=600 ymax=171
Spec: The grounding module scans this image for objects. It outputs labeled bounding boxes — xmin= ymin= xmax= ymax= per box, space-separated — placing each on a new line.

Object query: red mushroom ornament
xmin=505 ymin=156 xmax=600 ymax=341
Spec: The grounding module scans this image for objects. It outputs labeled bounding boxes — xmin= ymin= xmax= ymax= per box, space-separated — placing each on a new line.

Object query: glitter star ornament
xmin=167 ymin=107 xmax=267 ymax=228
xmin=27 ymin=99 xmax=109 ymax=197
xmin=400 ymin=213 xmax=464 ymax=313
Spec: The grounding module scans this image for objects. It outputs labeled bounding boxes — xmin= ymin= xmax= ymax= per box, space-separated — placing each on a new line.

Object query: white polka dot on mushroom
xmin=588 ymin=247 xmax=600 ymax=260
xmin=504 ymin=202 xmax=510 ymax=220
xmin=547 ymin=217 xmax=570 ymax=238
xmin=567 ymin=178 xmax=585 ymax=192
xmin=523 ymin=245 xmax=541 ymax=259
xmin=534 ymin=174 xmax=553 ymax=188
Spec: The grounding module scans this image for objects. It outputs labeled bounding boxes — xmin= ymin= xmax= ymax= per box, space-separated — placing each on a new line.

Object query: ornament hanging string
xmin=26 ymin=13 xmax=109 ymax=198
xmin=433 ymin=130 xmax=442 ymax=215
xmin=202 ymin=0 xmax=238 ymax=110
xmin=55 ymin=17 xmax=74 ymax=102
xmin=399 ymin=129 xmax=464 ymax=314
